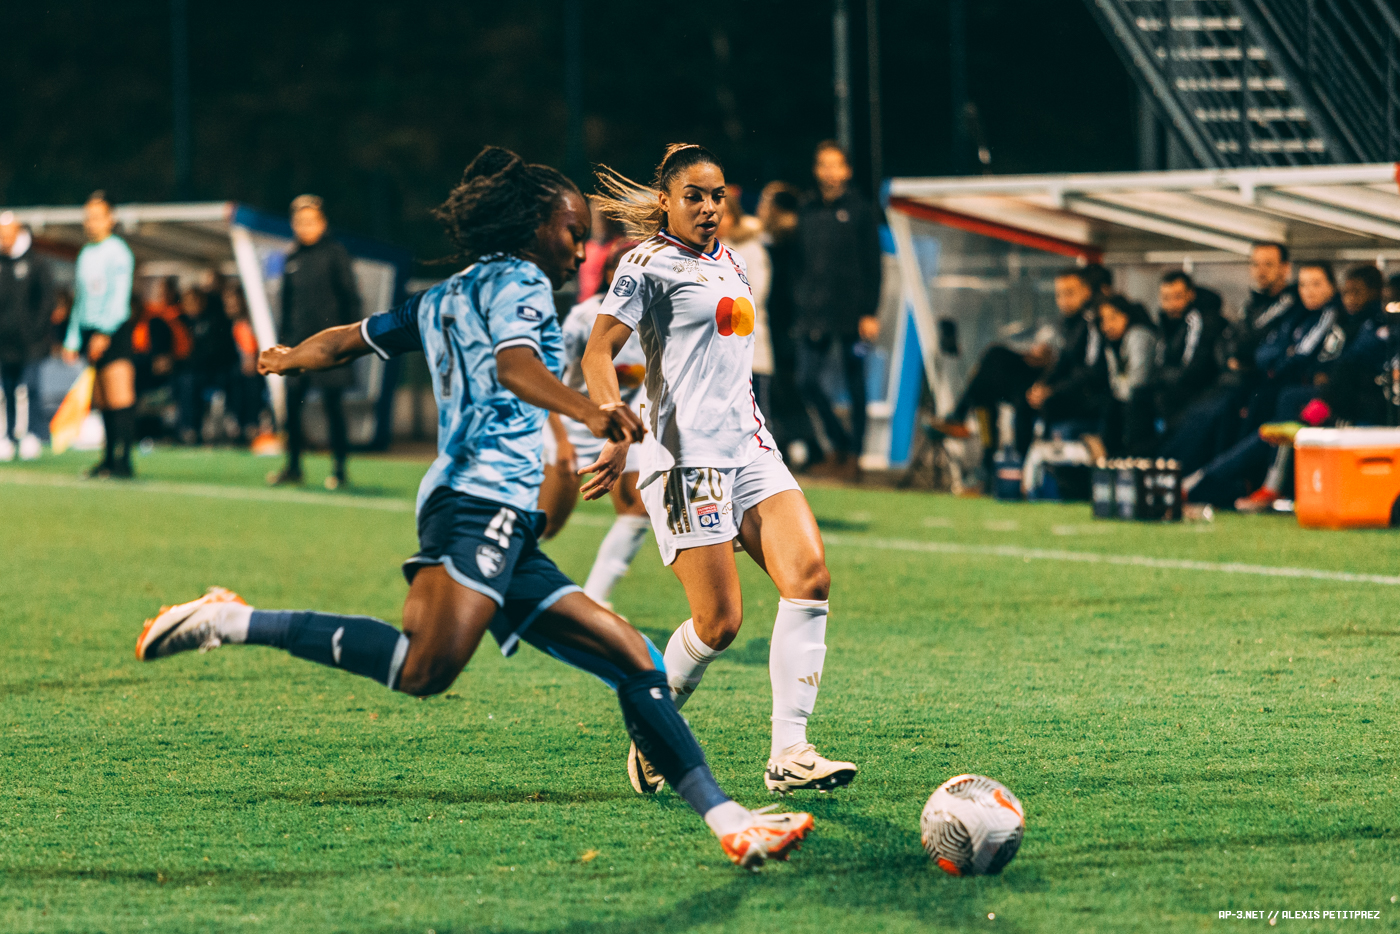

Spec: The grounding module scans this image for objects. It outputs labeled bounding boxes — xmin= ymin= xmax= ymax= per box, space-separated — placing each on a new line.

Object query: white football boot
xmin=18 ymin=434 xmax=41 ymax=460
xmin=626 ymin=741 xmax=666 ymax=794
xmin=136 ymin=587 xmax=248 ymax=661
xmin=764 ymin=742 xmax=858 ymax=795
xmin=0 ymin=436 xmax=14 ymax=462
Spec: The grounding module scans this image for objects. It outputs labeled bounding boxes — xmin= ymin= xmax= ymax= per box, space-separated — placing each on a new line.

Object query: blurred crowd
xmin=120 ymin=270 xmax=267 ymax=445
xmin=931 ymin=244 xmax=1399 ymax=511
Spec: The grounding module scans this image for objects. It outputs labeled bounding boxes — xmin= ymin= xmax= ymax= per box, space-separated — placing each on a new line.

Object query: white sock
xmin=14 ymin=384 xmax=29 ymax=437
xmin=662 ymin=618 xmax=724 ymax=710
xmin=769 ymin=597 xmax=828 ymax=758
xmin=703 ymin=800 xmax=752 ymax=838
xmin=583 ymin=514 xmax=650 ymax=603
xmin=218 ymin=604 xmax=254 ymax=644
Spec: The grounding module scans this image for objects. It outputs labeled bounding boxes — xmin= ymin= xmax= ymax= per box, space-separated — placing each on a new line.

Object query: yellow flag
xmin=50 ymin=368 xmax=96 ymax=454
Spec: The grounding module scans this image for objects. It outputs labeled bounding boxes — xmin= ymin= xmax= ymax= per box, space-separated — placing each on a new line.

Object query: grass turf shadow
xmin=437 ymin=801 xmax=1047 ymax=934
xmin=250 ymin=786 xmax=640 ymax=807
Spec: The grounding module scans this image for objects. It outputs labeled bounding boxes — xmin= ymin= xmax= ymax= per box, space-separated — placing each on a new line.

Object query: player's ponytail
xmin=593 ymin=143 xmax=725 ymax=240
xmin=434 ymin=146 xmax=581 ymax=264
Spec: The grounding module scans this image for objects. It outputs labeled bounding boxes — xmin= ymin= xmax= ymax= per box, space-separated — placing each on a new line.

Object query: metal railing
xmin=1087 ymin=0 xmax=1400 ymax=166
xmin=1237 ymin=0 xmax=1400 ymax=160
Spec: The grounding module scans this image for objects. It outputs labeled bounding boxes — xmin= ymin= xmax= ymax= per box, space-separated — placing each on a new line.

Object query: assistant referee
xmin=62 ymin=192 xmax=136 ymax=478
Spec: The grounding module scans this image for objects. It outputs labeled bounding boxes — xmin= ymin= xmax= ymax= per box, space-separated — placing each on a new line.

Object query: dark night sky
xmin=0 ymin=1 xmax=1137 ymax=264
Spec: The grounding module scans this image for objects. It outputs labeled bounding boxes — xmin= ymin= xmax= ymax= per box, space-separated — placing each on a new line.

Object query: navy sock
xmin=247 ymin=610 xmax=409 ymax=689
xmin=616 ymin=669 xmax=730 ymax=814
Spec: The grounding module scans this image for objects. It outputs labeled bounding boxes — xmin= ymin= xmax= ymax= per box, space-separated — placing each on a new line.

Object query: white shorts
xmin=640 ymin=450 xmax=802 ymax=566
xmin=540 ymin=423 xmax=642 ymax=474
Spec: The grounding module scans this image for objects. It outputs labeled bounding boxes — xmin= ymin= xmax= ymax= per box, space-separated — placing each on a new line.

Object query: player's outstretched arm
xmin=257 ymin=323 xmax=371 ymax=376
xmin=581 ymin=313 xmax=633 ymax=407
xmin=496 ymin=346 xmax=643 ymax=444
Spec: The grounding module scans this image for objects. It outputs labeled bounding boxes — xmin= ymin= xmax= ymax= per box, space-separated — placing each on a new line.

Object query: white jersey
xmin=559 ymin=294 xmax=648 ymax=455
xmin=598 ymin=229 xmax=776 ymax=488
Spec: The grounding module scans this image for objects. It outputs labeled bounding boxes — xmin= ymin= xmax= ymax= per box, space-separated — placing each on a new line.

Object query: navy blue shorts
xmin=404 ymin=488 xmax=581 ymax=659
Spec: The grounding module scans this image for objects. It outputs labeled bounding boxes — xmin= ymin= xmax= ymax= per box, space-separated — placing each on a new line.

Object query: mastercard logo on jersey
xmin=715 ymin=296 xmax=755 ymax=337
xmin=615 ymin=363 xmax=646 ymax=388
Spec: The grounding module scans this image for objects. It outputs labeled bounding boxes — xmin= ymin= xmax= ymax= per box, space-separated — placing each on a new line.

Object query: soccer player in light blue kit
xmin=62 ymin=192 xmax=137 ymax=477
xmin=134 ymin=148 xmax=813 ymax=869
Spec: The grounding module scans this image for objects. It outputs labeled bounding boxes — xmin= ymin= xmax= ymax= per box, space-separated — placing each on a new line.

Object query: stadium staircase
xmin=1085 ymin=0 xmax=1400 ymax=167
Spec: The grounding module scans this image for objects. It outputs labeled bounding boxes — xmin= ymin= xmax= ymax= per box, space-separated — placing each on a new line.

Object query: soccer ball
xmin=921 ymin=773 xmax=1024 ymax=876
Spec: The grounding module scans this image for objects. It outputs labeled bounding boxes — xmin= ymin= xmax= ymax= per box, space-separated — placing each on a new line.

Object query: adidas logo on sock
xmin=798 ymin=672 xmax=821 ymax=687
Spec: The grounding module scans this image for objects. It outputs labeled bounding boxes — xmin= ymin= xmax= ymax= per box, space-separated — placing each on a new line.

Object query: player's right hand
xmin=257 ymin=345 xmax=297 ymax=376
xmin=578 ymin=440 xmax=629 ymax=501
xmin=588 ymin=402 xmax=645 ymax=444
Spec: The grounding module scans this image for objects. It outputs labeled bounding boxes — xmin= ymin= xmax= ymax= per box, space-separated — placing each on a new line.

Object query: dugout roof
xmin=886 ymin=162 xmax=1400 ymax=264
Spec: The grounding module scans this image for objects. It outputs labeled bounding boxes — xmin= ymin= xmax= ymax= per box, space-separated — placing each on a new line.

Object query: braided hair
xmin=434 ymin=146 xmax=581 ymax=263
xmin=593 ymin=143 xmax=725 ymax=240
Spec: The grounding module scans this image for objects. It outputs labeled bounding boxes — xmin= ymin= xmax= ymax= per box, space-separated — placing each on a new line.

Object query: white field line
xmin=3 ymin=469 xmax=1393 ymax=585
xmin=820 ymin=532 xmax=1400 ymax=587
xmin=0 ymin=469 xmax=613 ymax=525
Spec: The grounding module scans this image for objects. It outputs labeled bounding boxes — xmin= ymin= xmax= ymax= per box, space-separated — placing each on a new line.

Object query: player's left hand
xmin=578 ymin=440 xmax=629 ymax=501
xmin=86 ymin=332 xmax=110 ymax=363
xmin=858 ymin=314 xmax=880 ymax=343
xmin=257 ymin=345 xmax=297 ymax=376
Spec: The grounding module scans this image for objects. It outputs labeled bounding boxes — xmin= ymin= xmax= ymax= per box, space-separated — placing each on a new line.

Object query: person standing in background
xmin=793 ymin=141 xmax=882 ymax=481
xmin=717 ymin=196 xmax=773 ymax=421
xmin=63 ymin=192 xmax=137 ymax=478
xmin=180 ymin=275 xmax=237 ymax=444
xmin=224 ymin=280 xmax=266 ymax=442
xmin=269 ymin=195 xmax=362 ymax=489
xmin=0 ymin=211 xmax=56 ymax=460
xmin=756 ymin=183 xmax=815 ymax=464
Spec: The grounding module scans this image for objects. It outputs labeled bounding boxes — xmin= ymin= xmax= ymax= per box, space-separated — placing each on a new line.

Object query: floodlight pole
xmin=171 ymin=0 xmax=192 ymax=198
xmin=564 ymin=0 xmax=585 ymax=184
xmin=834 ymin=0 xmax=853 ymax=155
xmin=867 ymin=0 xmax=883 ymax=195
xmin=949 ymin=0 xmax=970 ymax=175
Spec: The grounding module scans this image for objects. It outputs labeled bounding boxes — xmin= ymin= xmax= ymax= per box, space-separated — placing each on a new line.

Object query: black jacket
xmin=281 ymin=236 xmax=362 ymax=388
xmin=1043 ymin=304 xmax=1096 ymax=398
xmin=0 ymin=240 xmax=56 ymax=365
xmin=1254 ymin=295 xmax=1343 ymax=385
xmin=1217 ymin=285 xmax=1299 ymax=386
xmin=1321 ymin=301 xmax=1394 ymax=423
xmin=1156 ymin=305 xmax=1225 ymax=403
xmin=188 ymin=289 xmax=238 ymax=373
xmin=792 ymin=189 xmax=883 ymax=338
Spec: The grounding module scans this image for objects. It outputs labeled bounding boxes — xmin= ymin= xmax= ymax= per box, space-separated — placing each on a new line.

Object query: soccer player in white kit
xmin=582 ymin=144 xmax=858 ymax=796
xmin=536 ymin=238 xmax=652 ymax=609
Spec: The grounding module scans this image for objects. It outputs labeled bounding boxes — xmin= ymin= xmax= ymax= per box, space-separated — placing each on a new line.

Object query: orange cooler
xmin=1294 ymin=427 xmax=1400 ymax=529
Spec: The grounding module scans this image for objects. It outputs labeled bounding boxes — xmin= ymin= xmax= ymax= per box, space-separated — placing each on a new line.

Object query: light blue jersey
xmin=65 ymin=235 xmax=134 ymax=351
xmin=361 ymin=255 xmax=564 ymax=517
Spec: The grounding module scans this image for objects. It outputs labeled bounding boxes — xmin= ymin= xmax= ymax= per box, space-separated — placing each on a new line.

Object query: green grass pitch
xmin=1 ymin=449 xmax=1396 ymax=933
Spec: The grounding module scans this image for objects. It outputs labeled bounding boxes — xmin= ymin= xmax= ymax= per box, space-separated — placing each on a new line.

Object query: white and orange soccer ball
xmin=921 ymin=774 xmax=1025 ymax=876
